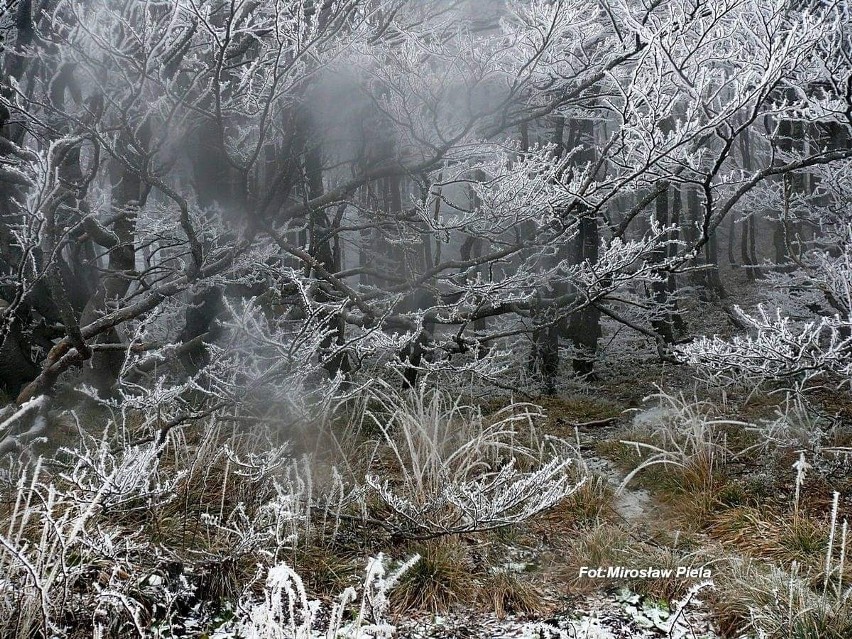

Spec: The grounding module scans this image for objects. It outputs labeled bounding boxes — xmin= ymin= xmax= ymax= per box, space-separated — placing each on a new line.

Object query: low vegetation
xmin=0 ymin=377 xmax=847 ymax=638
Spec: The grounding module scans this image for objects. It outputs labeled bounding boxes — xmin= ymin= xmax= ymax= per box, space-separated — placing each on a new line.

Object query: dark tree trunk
xmin=739 ymin=214 xmax=758 ymax=281
xmin=80 ymin=152 xmax=148 ymax=393
xmin=738 ymin=128 xmax=758 ymax=281
xmin=0 ymin=0 xmax=54 ymax=396
xmin=563 ymin=117 xmax=601 ymax=378
xmin=694 ymin=179 xmax=725 ymax=297
xmin=524 ymin=119 xmax=560 ymax=391
xmin=704 ymin=227 xmax=725 ymax=295
xmin=773 ymin=95 xmax=807 ymax=268
xmin=566 ymin=214 xmax=601 ymax=377
xmin=668 ymin=185 xmax=686 ymax=332
xmin=305 ymin=139 xmax=349 ymax=380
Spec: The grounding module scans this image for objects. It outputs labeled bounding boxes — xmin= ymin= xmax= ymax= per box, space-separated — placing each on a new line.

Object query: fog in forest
xmin=0 ymin=1 xmax=850 ymax=637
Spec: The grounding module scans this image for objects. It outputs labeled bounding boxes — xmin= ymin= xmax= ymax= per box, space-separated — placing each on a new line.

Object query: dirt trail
xmin=578 ymin=405 xmax=683 ymax=528
xmin=585 ymin=453 xmax=653 ymax=524
xmin=537 ymin=409 xmax=722 ymax=639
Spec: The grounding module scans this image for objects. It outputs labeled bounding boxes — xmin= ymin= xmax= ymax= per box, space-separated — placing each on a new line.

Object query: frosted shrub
xmin=676 ymin=305 xmax=852 ymax=393
xmin=239 ymin=563 xmax=319 ymax=639
xmin=0 ymin=414 xmax=360 ymax=637
xmin=197 ymin=455 xmax=358 ymax=562
xmin=367 ymin=456 xmax=582 ymax=538
xmin=58 ymin=423 xmax=185 ymax=510
xmin=223 ymin=554 xmax=419 ymax=639
xmin=677 ymin=227 xmax=852 ymax=397
xmin=0 ymin=454 xmax=153 ymax=637
xmin=357 ymin=381 xmax=585 ymax=537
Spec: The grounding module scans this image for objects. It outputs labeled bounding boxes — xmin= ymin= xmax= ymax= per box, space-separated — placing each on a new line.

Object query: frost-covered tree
xmin=676 ymin=2 xmax=852 ymax=396
xmin=0 ymin=0 xmax=851 ymax=450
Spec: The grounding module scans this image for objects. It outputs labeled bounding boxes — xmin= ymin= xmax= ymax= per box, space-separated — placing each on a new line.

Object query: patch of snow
xmin=585 ymin=455 xmax=651 ymax=522
xmin=398 ymin=590 xmax=721 ymax=639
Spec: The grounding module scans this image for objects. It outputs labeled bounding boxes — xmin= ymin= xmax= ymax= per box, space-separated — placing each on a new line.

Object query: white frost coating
xmin=0 ymin=395 xmax=45 ymax=434
xmin=367 ymin=456 xmax=583 ymax=537
xmin=677 ymin=226 xmax=852 ymax=393
xmin=223 ymin=554 xmax=419 ymax=639
xmin=677 ymin=304 xmax=852 ymax=391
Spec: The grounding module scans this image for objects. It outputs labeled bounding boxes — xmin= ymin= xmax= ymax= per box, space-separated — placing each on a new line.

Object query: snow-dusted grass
xmin=0 ymin=378 xmax=593 ymax=636
xmin=0 ymin=379 xmax=848 ymax=638
xmin=615 ymin=390 xmax=745 ymax=507
xmin=354 ymin=380 xmax=587 ymax=538
xmin=714 ymin=518 xmax=852 ymax=639
xmin=213 ymin=554 xmax=419 ymax=639
xmin=0 ymin=439 xmax=164 ymax=636
xmin=0 ymin=407 xmax=345 ymax=636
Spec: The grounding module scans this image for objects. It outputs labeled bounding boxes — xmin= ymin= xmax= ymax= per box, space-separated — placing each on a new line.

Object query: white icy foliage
xmin=367 ymin=455 xmax=583 ymax=537
xmin=58 ymin=431 xmax=183 ymax=509
xmin=222 ymin=554 xmax=419 ymax=639
xmin=2 ymin=0 xmax=847 ymax=412
xmin=677 ymin=305 xmax=852 ymax=390
xmin=0 ymin=454 xmax=152 ymax=637
xmin=679 ymin=224 xmax=852 ymax=391
xmin=357 ymin=381 xmax=584 ymax=537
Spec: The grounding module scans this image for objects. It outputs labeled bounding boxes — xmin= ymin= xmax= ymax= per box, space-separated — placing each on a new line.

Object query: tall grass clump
xmin=618 ymin=390 xmax=745 ymax=497
xmin=0 ymin=402 xmax=361 ymax=637
xmin=715 ymin=493 xmax=851 ymax=638
xmin=349 ymin=380 xmax=587 ymax=538
xmin=0 ymin=438 xmax=171 ymax=637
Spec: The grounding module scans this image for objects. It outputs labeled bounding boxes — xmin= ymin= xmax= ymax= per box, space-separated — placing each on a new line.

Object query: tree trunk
xmin=80 ymin=153 xmax=147 ymax=393
xmin=305 ymin=138 xmax=350 ymax=380
xmin=564 ymin=117 xmax=601 ymax=378
xmin=566 ymin=214 xmax=601 ymax=377
xmin=650 ymin=185 xmax=675 ymax=344
xmin=737 ymin=127 xmax=758 ymax=281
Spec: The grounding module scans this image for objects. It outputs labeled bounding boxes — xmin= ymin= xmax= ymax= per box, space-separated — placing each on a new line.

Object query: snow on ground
xmin=398 ymin=587 xmax=720 ymax=638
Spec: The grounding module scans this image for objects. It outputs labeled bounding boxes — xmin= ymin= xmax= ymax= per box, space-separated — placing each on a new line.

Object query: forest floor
xmin=393 ymin=401 xmax=720 ymax=639
xmin=2 ymin=270 xmax=850 ymax=638
xmin=391 ymin=374 xmax=851 ymax=638
xmin=395 ymin=413 xmax=721 ymax=639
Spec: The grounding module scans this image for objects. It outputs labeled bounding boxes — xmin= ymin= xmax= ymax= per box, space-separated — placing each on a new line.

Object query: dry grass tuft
xmin=290 ymin=545 xmax=359 ymax=596
xmin=707 ymin=506 xmax=848 ymax=583
xmin=559 ymin=521 xmax=718 ymax=604
xmin=480 ymin=571 xmax=545 ymax=618
xmin=558 ymin=523 xmax=630 ymax=594
xmin=712 ymin=560 xmax=852 ymax=639
xmin=391 ymin=540 xmax=476 ymax=613
xmin=535 ymin=472 xmax=614 ymax=532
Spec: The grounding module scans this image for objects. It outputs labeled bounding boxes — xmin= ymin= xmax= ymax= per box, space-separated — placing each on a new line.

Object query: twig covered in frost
xmin=663 ymin=580 xmax=714 ymax=638
xmin=0 ymin=395 xmax=48 ymax=455
xmin=367 ymin=457 xmax=583 ymax=538
xmin=676 ymin=305 xmax=852 ymax=392
xmin=225 ymin=554 xmax=419 ymax=639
